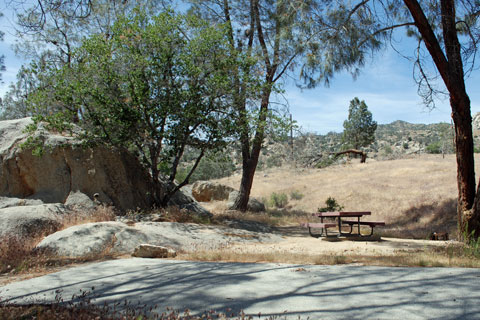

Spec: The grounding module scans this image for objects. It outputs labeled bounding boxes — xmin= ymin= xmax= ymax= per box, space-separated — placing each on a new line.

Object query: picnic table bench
xmin=302 ymin=211 xmax=385 ymax=238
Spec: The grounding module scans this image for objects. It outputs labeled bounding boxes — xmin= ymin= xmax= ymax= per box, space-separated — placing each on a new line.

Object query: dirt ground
xmin=227 ymin=225 xmax=454 ymax=257
xmin=0 ymin=224 xmax=456 ymax=287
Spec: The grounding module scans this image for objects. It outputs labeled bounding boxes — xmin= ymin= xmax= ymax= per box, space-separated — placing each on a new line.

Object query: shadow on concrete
xmin=1 ymin=259 xmax=479 ymax=319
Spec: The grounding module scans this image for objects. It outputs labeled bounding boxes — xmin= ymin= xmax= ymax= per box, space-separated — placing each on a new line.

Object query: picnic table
xmin=302 ymin=211 xmax=385 ymax=238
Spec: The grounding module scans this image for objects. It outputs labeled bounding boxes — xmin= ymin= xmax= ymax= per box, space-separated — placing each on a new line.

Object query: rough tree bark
xmin=231 ymin=0 xmax=279 ymax=211
xmin=233 ymin=85 xmax=272 ymax=210
xmin=403 ymin=0 xmax=479 ymax=239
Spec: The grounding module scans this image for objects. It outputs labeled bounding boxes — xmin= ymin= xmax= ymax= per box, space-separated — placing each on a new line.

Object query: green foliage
xmin=342 ymin=97 xmax=377 ymax=150
xmin=265 ymin=154 xmax=284 ymax=168
xmin=318 ymin=197 xmax=344 ymax=212
xmin=27 ymin=8 xmax=250 ymax=205
xmin=383 ymin=145 xmax=393 ymax=155
xmin=0 ymin=66 xmax=37 ymax=120
xmin=403 ymin=142 xmax=409 ymax=150
xmin=316 ymin=156 xmax=335 ymax=169
xmin=176 ymin=151 xmax=235 ymax=183
xmin=462 ymin=224 xmax=480 ymax=258
xmin=290 ymin=190 xmax=304 ymax=200
xmin=426 ymin=142 xmax=442 ymax=154
xmin=268 ymin=192 xmax=288 ymax=208
xmin=20 ymin=136 xmax=45 ymax=157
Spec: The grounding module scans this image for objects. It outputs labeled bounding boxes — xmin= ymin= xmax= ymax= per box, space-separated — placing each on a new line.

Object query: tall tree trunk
xmin=232 ymin=85 xmax=272 ymax=211
xmin=440 ymin=0 xmax=477 ymax=239
xmin=403 ymin=0 xmax=479 ymax=239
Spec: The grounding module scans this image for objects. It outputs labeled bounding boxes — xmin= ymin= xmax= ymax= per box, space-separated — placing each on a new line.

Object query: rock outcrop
xmin=0 ymin=118 xmax=209 ymax=216
xmin=191 ymin=181 xmax=235 ymax=202
xmin=36 ymin=221 xmax=282 ymax=258
xmin=0 ymin=118 xmax=155 ymax=211
xmin=0 ymin=204 xmax=67 ymax=239
xmin=190 ymin=180 xmax=265 ymax=212
xmin=0 ymin=196 xmax=44 ymax=209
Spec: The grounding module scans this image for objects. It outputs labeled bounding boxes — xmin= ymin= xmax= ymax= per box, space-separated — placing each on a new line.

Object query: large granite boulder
xmin=0 ymin=204 xmax=67 ymax=239
xmin=36 ymin=221 xmax=282 ymax=258
xmin=191 ymin=181 xmax=235 ymax=202
xmin=0 ymin=118 xmax=155 ymax=211
xmin=0 ymin=118 xmax=208 ymax=215
xmin=0 ymin=196 xmax=44 ymax=209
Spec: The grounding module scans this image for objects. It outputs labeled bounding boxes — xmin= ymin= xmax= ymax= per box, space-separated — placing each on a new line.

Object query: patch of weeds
xmin=418 ymin=259 xmax=428 ymax=267
xmin=0 ymin=234 xmax=43 ymax=274
xmin=123 ymin=206 xmax=211 ymax=224
xmin=290 ymin=190 xmax=304 ymax=201
xmin=162 ymin=206 xmax=211 ymax=224
xmin=461 ymin=224 xmax=480 ymax=258
xmin=333 ymin=255 xmax=347 ymax=264
xmin=318 ymin=197 xmax=344 ymax=212
xmin=268 ymin=192 xmax=288 ymax=208
xmin=61 ymin=205 xmax=116 ymax=229
xmin=464 ymin=236 xmax=480 ymax=258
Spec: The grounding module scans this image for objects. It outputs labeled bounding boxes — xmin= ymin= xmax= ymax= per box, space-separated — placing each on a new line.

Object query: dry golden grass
xmin=179 ymin=244 xmax=480 ymax=268
xmin=61 ymin=205 xmax=116 ymax=229
xmin=215 ymin=154 xmax=480 ymax=239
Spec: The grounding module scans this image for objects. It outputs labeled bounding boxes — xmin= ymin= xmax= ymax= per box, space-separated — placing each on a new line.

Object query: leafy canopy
xmin=342 ymin=97 xmax=377 ymax=150
xmin=28 ymin=8 xmax=250 ymax=205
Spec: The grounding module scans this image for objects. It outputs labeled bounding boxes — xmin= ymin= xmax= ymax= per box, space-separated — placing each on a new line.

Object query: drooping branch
xmin=403 ymin=0 xmax=451 ymax=90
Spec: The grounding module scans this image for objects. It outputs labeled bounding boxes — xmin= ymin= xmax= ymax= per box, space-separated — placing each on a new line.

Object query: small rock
xmin=132 ymin=244 xmax=177 ymax=258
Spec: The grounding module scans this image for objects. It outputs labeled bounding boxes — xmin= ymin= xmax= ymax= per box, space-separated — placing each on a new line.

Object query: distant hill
xmin=257 ymin=114 xmax=480 ymax=169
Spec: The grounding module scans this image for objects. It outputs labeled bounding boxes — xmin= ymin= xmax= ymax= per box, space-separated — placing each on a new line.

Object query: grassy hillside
xmin=253 ymin=119 xmax=480 ymax=170
xmin=215 ymin=154 xmax=480 ymax=240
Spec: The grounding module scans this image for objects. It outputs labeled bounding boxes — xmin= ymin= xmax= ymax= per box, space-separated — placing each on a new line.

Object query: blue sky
xmin=1 ymin=4 xmax=480 ymax=134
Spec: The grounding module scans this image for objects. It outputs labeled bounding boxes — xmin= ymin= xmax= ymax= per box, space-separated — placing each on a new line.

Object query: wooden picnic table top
xmin=313 ymin=211 xmax=371 ymax=217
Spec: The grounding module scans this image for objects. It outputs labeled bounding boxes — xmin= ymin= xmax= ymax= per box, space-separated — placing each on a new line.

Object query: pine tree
xmin=342 ymin=97 xmax=377 ymax=150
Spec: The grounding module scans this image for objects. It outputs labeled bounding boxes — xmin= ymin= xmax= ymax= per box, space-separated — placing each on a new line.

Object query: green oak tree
xmin=1 ymin=0 xmax=161 ymax=120
xmin=28 ymin=9 xmax=247 ymax=206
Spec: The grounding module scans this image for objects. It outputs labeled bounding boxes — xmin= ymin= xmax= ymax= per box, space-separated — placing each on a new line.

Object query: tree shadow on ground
xmin=383 ymin=198 xmax=457 ymax=239
xmin=1 ymin=259 xmax=479 ymax=319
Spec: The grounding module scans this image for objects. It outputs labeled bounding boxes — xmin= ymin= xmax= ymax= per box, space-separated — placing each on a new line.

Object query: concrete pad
xmin=1 ymin=259 xmax=479 ymax=319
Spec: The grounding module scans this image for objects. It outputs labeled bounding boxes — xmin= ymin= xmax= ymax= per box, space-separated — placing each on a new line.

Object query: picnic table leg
xmin=368 ymin=225 xmax=374 ymax=236
xmin=357 ymin=217 xmax=361 ymax=235
xmin=321 ymin=217 xmax=328 ymax=237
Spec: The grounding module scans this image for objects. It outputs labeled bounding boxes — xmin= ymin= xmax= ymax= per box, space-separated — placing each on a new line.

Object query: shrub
xmin=316 ymin=157 xmax=335 ymax=169
xmin=383 ymin=145 xmax=393 ymax=155
xmin=318 ymin=197 xmax=344 ymax=212
xmin=269 ymin=192 xmax=288 ymax=208
xmin=176 ymin=151 xmax=235 ymax=183
xmin=290 ymin=190 xmax=304 ymax=200
xmin=426 ymin=142 xmax=442 ymax=154
xmin=265 ymin=154 xmax=283 ymax=168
